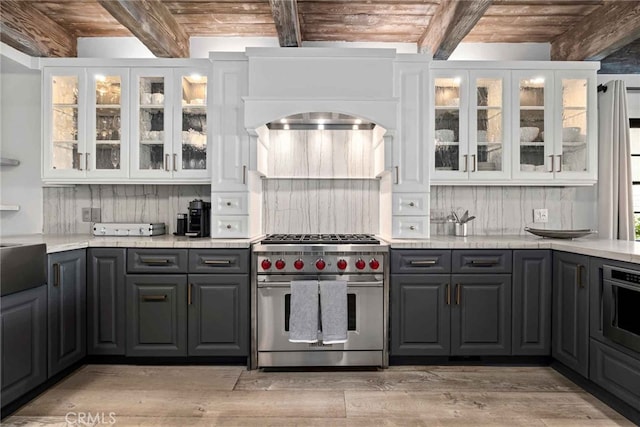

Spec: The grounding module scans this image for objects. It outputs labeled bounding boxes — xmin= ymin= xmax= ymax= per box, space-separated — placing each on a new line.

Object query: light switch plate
xmin=81 ymin=208 xmax=101 ymax=222
xmin=533 ymin=208 xmax=548 ymax=223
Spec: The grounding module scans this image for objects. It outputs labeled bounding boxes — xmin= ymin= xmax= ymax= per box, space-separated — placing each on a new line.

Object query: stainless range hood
xmin=266 ymin=112 xmax=375 ymax=130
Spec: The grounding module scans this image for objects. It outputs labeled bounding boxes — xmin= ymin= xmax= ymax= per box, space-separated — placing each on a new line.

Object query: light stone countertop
xmin=387 ymin=235 xmax=640 ymax=264
xmin=3 ymin=233 xmax=640 ymax=264
xmin=0 ymin=234 xmax=260 ymax=254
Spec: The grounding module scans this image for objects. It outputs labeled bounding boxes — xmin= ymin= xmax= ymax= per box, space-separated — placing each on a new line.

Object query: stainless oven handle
xmin=257 ymin=281 xmax=383 ymax=288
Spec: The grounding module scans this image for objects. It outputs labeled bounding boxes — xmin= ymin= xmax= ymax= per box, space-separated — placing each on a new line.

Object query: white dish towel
xmin=319 ymin=280 xmax=348 ymax=344
xmin=288 ymin=280 xmax=319 ymax=343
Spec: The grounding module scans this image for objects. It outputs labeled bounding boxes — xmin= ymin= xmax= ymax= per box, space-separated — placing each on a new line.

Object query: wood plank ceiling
xmin=0 ymin=0 xmax=638 ymax=67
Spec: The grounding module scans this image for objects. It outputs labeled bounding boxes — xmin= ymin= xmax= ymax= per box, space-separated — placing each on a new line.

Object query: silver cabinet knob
xmin=409 ymin=202 xmax=415 ymax=207
xmin=226 ymin=224 xmax=232 ymax=229
xmin=226 ymin=202 xmax=232 ymax=206
xmin=409 ymin=225 xmax=416 ymax=230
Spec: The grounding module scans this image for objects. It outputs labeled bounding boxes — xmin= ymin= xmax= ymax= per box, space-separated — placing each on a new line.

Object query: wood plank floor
xmin=3 ymin=365 xmax=633 ymax=426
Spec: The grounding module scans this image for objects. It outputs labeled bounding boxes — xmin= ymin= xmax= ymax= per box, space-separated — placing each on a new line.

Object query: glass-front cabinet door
xmin=173 ymin=68 xmax=208 ymax=179
xmin=469 ymin=70 xmax=510 ymax=180
xmin=511 ymin=70 xmax=554 ymax=181
xmin=554 ymin=70 xmax=597 ymax=181
xmin=43 ymin=68 xmax=86 ymax=179
xmin=130 ymin=68 xmax=173 ymax=179
xmin=86 ymin=68 xmax=129 ymax=178
xmin=432 ymin=70 xmax=468 ymax=181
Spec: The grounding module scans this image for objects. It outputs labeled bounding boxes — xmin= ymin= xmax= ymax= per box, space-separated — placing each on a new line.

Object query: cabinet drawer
xmin=189 ymin=249 xmax=249 ymax=274
xmin=211 ymin=215 xmax=249 ymax=238
xmin=211 ymin=192 xmax=248 ymax=215
xmin=392 ymin=193 xmax=429 ymax=216
xmin=452 ymin=250 xmax=512 ymax=273
xmin=590 ymin=339 xmax=640 ymax=410
xmin=391 ymin=250 xmax=451 ymax=274
xmin=127 ymin=249 xmax=188 ymax=273
xmin=392 ymin=216 xmax=429 ymax=239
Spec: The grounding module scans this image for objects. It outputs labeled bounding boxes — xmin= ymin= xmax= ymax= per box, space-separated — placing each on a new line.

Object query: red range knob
xmin=261 ymin=259 xmax=272 ymax=270
xmin=315 ymin=259 xmax=326 ymax=270
xmin=369 ymin=258 xmax=380 ymax=270
xmin=337 ymin=259 xmax=348 ymax=270
xmin=294 ymin=259 xmax=304 ymax=270
xmin=355 ymin=259 xmax=366 ymax=270
xmin=275 ymin=259 xmax=286 ymax=270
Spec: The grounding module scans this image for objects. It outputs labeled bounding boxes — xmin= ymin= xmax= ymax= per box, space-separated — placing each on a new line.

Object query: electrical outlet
xmin=81 ymin=208 xmax=101 ymax=223
xmin=533 ymin=208 xmax=548 ymax=223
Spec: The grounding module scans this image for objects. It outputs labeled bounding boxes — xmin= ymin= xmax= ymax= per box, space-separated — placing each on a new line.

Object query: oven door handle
xmin=257 ymin=281 xmax=384 ymax=288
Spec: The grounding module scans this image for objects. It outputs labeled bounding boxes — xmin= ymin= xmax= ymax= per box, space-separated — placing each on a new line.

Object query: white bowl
xmin=477 ymin=130 xmax=487 ymax=142
xmin=435 ymin=129 xmax=455 ymax=142
xmin=562 ymin=127 xmax=581 ymax=142
xmin=520 ymin=127 xmax=539 ymax=142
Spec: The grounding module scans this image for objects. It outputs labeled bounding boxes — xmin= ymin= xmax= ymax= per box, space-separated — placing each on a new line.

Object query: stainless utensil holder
xmin=454 ymin=223 xmax=468 ymax=237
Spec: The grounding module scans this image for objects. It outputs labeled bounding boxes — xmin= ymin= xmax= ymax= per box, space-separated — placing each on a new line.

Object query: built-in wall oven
xmin=251 ymin=234 xmax=388 ymax=368
xmin=603 ymin=265 xmax=640 ymax=353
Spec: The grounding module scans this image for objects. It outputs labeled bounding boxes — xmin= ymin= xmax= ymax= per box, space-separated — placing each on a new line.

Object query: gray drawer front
xmin=452 ymin=250 xmax=512 ymax=274
xmin=391 ymin=250 xmax=451 ymax=274
xmin=590 ymin=339 xmax=640 ymax=410
xmin=188 ymin=249 xmax=249 ymax=274
xmin=127 ymin=249 xmax=188 ymax=273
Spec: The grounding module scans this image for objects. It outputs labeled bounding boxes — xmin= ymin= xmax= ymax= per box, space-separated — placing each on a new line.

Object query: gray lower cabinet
xmin=552 ymin=251 xmax=590 ymax=377
xmin=390 ymin=274 xmax=450 ymax=355
xmin=451 ymin=274 xmax=512 ymax=356
xmin=126 ymin=275 xmax=188 ymax=356
xmin=590 ymin=339 xmax=640 ymax=410
xmin=187 ymin=274 xmax=249 ymax=356
xmin=48 ymin=249 xmax=86 ymax=378
xmin=1 ymin=285 xmax=47 ymax=406
xmin=512 ymin=250 xmax=552 ymax=355
xmin=87 ymin=248 xmax=126 ymax=355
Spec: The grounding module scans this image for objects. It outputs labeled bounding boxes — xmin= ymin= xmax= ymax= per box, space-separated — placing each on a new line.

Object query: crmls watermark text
xmin=64 ymin=412 xmax=117 ymax=425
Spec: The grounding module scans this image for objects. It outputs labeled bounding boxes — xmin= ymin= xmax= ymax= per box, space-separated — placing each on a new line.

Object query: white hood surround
xmin=209 ymin=48 xmax=430 ymax=239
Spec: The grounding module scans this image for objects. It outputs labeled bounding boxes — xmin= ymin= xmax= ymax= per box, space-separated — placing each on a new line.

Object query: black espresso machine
xmin=185 ymin=199 xmax=211 ymax=237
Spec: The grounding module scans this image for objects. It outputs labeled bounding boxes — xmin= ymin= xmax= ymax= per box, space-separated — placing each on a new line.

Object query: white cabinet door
xmin=130 ymin=68 xmax=174 ymax=179
xmin=553 ymin=70 xmax=597 ymax=182
xmin=431 ymin=69 xmax=469 ymax=183
xmin=43 ymin=68 xmax=87 ymax=180
xmin=468 ymin=70 xmax=511 ymax=181
xmin=511 ymin=70 xmax=555 ymax=181
xmin=210 ymin=60 xmax=249 ymax=191
xmin=85 ymin=68 xmax=129 ymax=179
xmin=172 ymin=67 xmax=209 ymax=180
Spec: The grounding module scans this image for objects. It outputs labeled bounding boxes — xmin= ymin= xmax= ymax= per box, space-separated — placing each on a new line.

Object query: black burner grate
xmin=261 ymin=234 xmax=380 ymax=245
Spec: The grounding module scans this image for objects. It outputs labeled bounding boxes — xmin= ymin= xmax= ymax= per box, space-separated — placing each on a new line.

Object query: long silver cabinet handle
xmin=173 ymin=154 xmax=178 ymax=171
xmin=139 ymin=258 xmax=172 ymax=265
xmin=410 ymin=260 xmax=437 ymax=266
xmin=203 ymin=259 xmax=232 ymax=265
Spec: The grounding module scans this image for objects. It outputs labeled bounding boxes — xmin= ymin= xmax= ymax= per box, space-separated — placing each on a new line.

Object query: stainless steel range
xmin=251 ymin=234 xmax=388 ymax=369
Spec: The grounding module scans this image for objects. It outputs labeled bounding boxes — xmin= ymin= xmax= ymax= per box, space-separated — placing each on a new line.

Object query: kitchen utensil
xmin=455 ymin=223 xmax=468 ymax=237
xmin=460 ymin=210 xmax=469 ymax=223
xmin=462 ymin=216 xmax=476 ymax=224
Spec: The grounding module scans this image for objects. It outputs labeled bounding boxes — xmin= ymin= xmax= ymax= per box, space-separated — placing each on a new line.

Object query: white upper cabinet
xmin=86 ymin=68 xmax=129 ymax=179
xmin=210 ymin=58 xmax=249 ymax=192
xmin=431 ymin=68 xmax=510 ymax=183
xmin=432 ymin=62 xmax=598 ymax=185
xmin=511 ymin=70 xmax=554 ymax=181
xmin=43 ymin=68 xmax=87 ymax=179
xmin=42 ymin=62 xmax=209 ymax=184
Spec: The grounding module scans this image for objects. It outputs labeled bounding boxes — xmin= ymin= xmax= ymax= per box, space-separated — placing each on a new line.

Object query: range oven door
xmin=603 ymin=266 xmax=640 ymax=353
xmin=257 ymin=275 xmax=384 ymax=352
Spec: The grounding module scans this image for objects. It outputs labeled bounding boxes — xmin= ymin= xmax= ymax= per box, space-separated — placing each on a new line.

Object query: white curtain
xmin=598 ymin=80 xmax=634 ymax=240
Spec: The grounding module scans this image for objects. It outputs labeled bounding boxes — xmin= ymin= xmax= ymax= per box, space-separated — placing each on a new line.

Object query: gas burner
xmin=261 ymin=234 xmax=380 ymax=245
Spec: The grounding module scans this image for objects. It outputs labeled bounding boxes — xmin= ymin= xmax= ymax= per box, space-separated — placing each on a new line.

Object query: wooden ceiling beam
xmin=551 ymin=1 xmax=640 ymax=61
xmin=418 ymin=0 xmax=493 ymax=59
xmin=96 ymin=0 xmax=189 ymax=58
xmin=269 ymin=0 xmax=302 ymax=47
xmin=0 ymin=0 xmax=76 ymax=57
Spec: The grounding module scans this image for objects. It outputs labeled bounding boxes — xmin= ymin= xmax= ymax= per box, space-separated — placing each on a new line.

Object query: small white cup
xmin=141 ymin=93 xmax=152 ymax=105
xmin=152 ymin=93 xmax=164 ymax=104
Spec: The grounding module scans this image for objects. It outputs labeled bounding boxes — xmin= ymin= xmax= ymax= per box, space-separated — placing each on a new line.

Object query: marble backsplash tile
xmin=430 ymin=186 xmax=598 ymax=236
xmin=43 ymin=185 xmax=210 ymax=234
xmin=262 ymin=179 xmax=379 ymax=234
